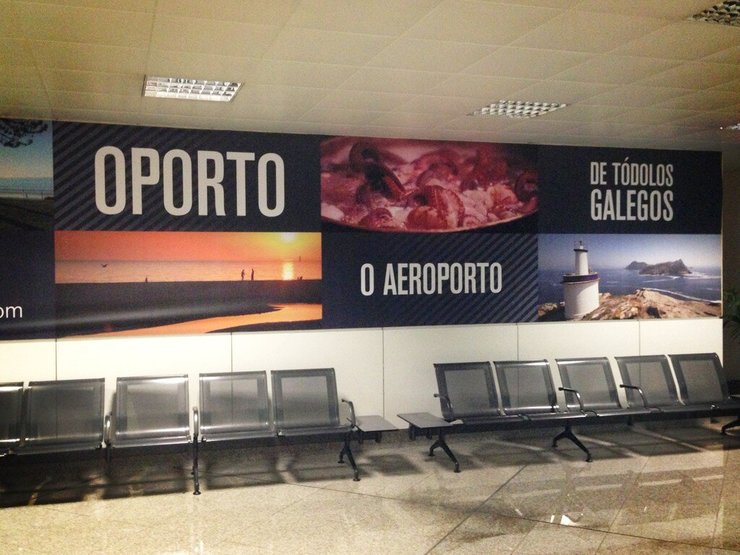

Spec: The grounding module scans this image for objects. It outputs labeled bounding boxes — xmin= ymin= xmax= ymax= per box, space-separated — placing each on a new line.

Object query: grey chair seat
xmin=277 ymin=424 xmax=351 ymax=437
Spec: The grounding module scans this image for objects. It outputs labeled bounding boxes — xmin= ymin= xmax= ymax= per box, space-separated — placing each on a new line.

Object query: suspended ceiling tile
xmin=713 ymin=78 xmax=740 ymax=93
xmin=263 ymin=28 xmax=393 ymax=65
xmin=155 ymin=0 xmax=299 ymax=25
xmin=29 ymin=41 xmax=149 ymax=74
xmin=48 ymin=90 xmax=143 ymax=113
xmin=341 ymin=67 xmax=450 ymax=94
xmin=511 ymin=10 xmax=669 ymax=53
xmin=536 ymin=104 xmax=630 ymax=123
xmin=301 ymin=106 xmax=385 ymax=126
xmin=371 ymin=111 xmax=450 ymax=129
xmin=678 ymin=110 xmax=740 ymax=128
xmin=575 ymin=0 xmax=716 ymax=19
xmin=367 ymin=38 xmax=494 ymax=72
xmin=654 ymin=89 xmax=740 ymax=112
xmin=313 ymin=90 xmax=417 ymax=112
xmin=24 ymin=0 xmax=157 ymax=11
xmin=430 ymin=74 xmax=536 ymax=100
xmin=287 ymin=0 xmax=439 ymax=35
xmin=1 ymin=38 xmax=37 ymax=67
xmin=39 ymin=69 xmax=144 ymax=96
xmin=513 ymin=80 xmax=615 ymax=104
xmin=151 ymin=15 xmax=281 ymax=58
xmin=13 ymin=2 xmax=154 ymax=47
xmin=50 ymin=108 xmax=140 ymax=126
xmin=614 ymin=21 xmax=737 ymax=60
xmin=702 ymin=45 xmax=740 ymax=64
xmin=3 ymin=65 xmax=45 ymax=90
xmin=249 ymin=60 xmax=354 ymax=89
xmin=463 ymin=47 xmax=591 ymax=79
xmin=146 ymin=50 xmax=262 ymax=82
xmin=581 ymin=85 xmax=692 ymax=108
xmin=0 ymin=86 xmax=50 ymax=109
xmin=552 ymin=55 xmax=681 ymax=85
xmin=232 ymin=85 xmax=329 ymax=111
xmin=402 ymin=95 xmax=492 ymax=116
xmin=636 ymin=62 xmax=739 ymax=91
xmin=614 ymin=107 xmax=702 ymax=126
xmin=405 ymin=0 xmax=562 ymax=45
xmin=1 ymin=0 xmax=22 ymax=39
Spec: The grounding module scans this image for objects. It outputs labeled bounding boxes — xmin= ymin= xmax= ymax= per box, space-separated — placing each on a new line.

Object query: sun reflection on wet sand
xmin=86 ymin=303 xmax=322 ymax=336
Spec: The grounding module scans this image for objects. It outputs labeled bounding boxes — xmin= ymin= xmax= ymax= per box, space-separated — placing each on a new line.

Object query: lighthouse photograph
xmin=538 ymin=234 xmax=721 ymax=321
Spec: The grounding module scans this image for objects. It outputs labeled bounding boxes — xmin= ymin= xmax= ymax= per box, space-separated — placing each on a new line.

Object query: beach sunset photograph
xmin=54 ymin=231 xmax=321 ymax=336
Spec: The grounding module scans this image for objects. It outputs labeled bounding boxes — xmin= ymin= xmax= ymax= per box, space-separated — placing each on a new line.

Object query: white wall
xmin=0 ymin=319 xmax=722 ymax=427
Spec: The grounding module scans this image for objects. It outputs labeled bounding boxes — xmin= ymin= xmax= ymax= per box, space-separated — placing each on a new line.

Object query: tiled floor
xmin=0 ymin=420 xmax=738 ymax=554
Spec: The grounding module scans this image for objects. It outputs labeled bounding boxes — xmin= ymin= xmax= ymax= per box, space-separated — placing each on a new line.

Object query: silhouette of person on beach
xmin=241 ymin=269 xmax=245 ymax=281
xmin=250 ymin=268 xmax=255 ymax=281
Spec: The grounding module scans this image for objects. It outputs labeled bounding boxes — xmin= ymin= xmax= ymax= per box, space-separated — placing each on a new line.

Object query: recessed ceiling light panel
xmin=720 ymin=123 xmax=740 ymax=131
xmin=470 ymin=100 xmax=567 ymax=119
xmin=689 ymin=1 xmax=739 ymax=26
xmin=143 ymin=76 xmax=242 ymax=102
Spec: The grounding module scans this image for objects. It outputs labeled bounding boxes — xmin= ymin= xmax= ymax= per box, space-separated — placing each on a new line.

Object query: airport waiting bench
xmin=193 ymin=368 xmax=396 ymax=494
xmin=0 ymin=379 xmax=107 ymax=485
xmin=399 ymin=353 xmax=739 ymax=472
xmin=2 ymin=371 xmax=395 ymax=497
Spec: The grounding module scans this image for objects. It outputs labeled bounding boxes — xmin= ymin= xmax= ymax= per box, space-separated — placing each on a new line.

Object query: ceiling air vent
xmin=689 ymin=1 xmax=739 ymax=26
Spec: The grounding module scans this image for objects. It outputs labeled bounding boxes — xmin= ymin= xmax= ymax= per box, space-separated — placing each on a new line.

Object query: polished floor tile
xmin=0 ymin=420 xmax=737 ymax=554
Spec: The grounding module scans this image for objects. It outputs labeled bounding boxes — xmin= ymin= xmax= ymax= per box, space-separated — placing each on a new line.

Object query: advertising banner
xmin=0 ymin=119 xmax=723 ymax=339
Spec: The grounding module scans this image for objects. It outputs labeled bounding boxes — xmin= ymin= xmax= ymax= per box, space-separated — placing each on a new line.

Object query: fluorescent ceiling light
xmin=720 ymin=123 xmax=740 ymax=131
xmin=143 ymin=76 xmax=242 ymax=102
xmin=470 ymin=100 xmax=567 ymax=119
xmin=689 ymin=1 xmax=739 ymax=26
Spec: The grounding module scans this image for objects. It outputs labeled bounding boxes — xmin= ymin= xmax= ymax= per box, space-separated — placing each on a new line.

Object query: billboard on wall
xmin=0 ymin=119 xmax=723 ymax=339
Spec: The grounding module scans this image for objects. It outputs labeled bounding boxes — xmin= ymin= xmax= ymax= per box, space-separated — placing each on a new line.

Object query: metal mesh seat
xmin=556 ymin=357 xmax=648 ymax=418
xmin=494 ymin=360 xmax=559 ymax=417
xmin=669 ymin=353 xmax=740 ymax=433
xmin=110 ymin=375 xmax=190 ymax=448
xmin=271 ymin=368 xmax=358 ymax=480
xmin=22 ymin=378 xmax=105 ymax=454
xmin=434 ymin=362 xmax=502 ymax=422
xmin=614 ymin=355 xmax=683 ymax=412
xmin=0 ymin=382 xmax=23 ymax=455
xmin=197 ymin=371 xmax=273 ymax=442
xmin=271 ymin=368 xmax=350 ymax=436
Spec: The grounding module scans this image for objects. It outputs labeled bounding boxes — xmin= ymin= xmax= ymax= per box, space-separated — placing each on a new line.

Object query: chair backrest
xmin=434 ymin=362 xmax=499 ymax=420
xmin=614 ymin=355 xmax=680 ymax=408
xmin=199 ymin=371 xmax=271 ymax=436
xmin=271 ymin=368 xmax=341 ymax=430
xmin=668 ymin=353 xmax=730 ymax=404
xmin=494 ymin=360 xmax=557 ymax=415
xmin=24 ymin=378 xmax=105 ymax=447
xmin=115 ymin=375 xmax=189 ymax=442
xmin=0 ymin=382 xmax=23 ymax=449
xmin=556 ymin=357 xmax=621 ymax=411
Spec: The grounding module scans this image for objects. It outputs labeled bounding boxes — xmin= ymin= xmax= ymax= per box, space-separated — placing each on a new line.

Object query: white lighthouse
xmin=562 ymin=240 xmax=600 ymax=319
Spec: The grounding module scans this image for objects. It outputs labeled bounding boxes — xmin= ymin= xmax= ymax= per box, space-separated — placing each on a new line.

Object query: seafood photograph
xmin=320 ymin=137 xmax=538 ymax=232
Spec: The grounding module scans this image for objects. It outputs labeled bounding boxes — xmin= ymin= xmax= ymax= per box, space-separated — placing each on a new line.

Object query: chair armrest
xmin=433 ymin=393 xmax=455 ymax=420
xmin=341 ymin=398 xmax=357 ymax=428
xmin=104 ymin=414 xmax=112 ymax=446
xmin=559 ymin=387 xmax=585 ymax=412
xmin=620 ymin=384 xmax=649 ymax=409
xmin=192 ymin=407 xmax=200 ymax=439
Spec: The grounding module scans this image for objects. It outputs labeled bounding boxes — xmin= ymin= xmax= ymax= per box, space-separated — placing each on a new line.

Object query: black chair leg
xmin=192 ymin=437 xmax=201 ymax=495
xmin=429 ymin=431 xmax=460 ymax=472
xmin=553 ymin=425 xmax=593 ymax=462
xmin=338 ymin=435 xmax=360 ymax=481
xmin=721 ymin=417 xmax=740 ymax=435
